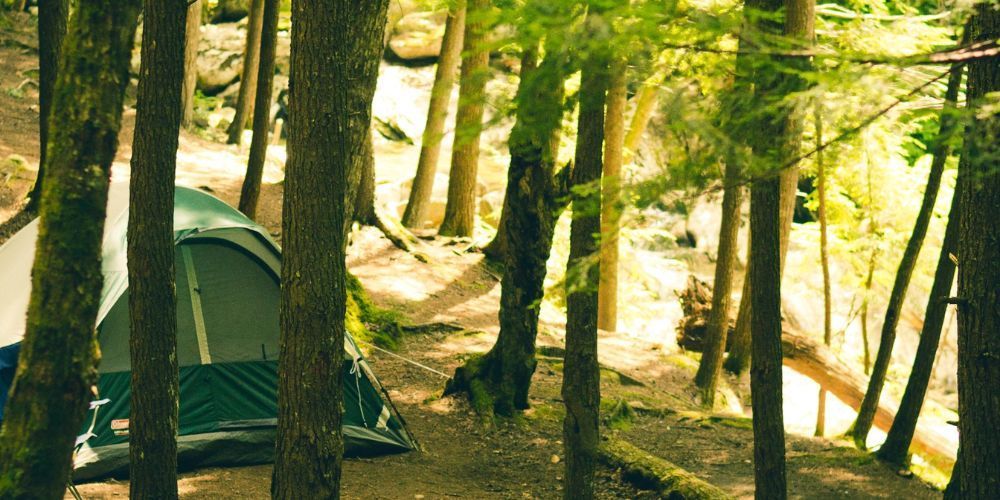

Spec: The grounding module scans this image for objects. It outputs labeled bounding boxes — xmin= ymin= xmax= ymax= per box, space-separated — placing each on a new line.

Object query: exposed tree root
xmin=599 ymin=438 xmax=733 ymax=499
xmin=367 ymin=209 xmax=430 ymax=263
xmin=444 ymin=348 xmax=536 ymax=423
xmin=400 ymin=321 xmax=465 ymax=334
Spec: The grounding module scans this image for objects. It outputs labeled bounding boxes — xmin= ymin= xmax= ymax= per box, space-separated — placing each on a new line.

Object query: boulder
xmin=211 ymin=0 xmax=249 ymax=24
xmin=387 ymin=10 xmax=446 ymax=63
xmin=196 ymin=23 xmax=246 ymax=95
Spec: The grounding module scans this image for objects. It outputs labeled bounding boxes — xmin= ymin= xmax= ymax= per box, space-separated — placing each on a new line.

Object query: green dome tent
xmin=0 ymin=184 xmax=414 ymax=480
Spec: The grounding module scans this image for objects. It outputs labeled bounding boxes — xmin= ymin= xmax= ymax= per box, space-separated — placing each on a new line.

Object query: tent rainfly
xmin=0 ymin=184 xmax=415 ymax=480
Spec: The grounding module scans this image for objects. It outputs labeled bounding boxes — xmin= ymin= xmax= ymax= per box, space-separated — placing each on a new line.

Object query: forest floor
xmin=0 ymin=11 xmax=945 ymax=499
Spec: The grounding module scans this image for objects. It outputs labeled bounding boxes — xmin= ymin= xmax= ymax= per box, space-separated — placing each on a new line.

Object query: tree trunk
xmin=443 ymin=35 xmax=570 ymax=418
xmin=481 ymin=45 xmax=539 ymax=262
xmin=694 ymin=168 xmax=743 ymax=407
xmin=353 ymin=129 xmax=377 ymax=226
xmin=877 ymin=58 xmax=965 ymax=467
xmin=181 ymin=0 xmax=203 ymax=128
xmin=226 ymin=0 xmax=265 ymax=145
xmin=271 ymin=0 xmax=388 ymax=497
xmin=954 ymin=4 xmax=1000 ymax=496
xmin=723 ymin=0 xmax=812 ymax=379
xmin=438 ymin=0 xmax=490 ymax=237
xmin=878 ymin=173 xmax=960 ymax=467
xmin=694 ymin=38 xmax=757 ymax=394
xmin=815 ymin=106 xmax=830 ymax=437
xmin=401 ymin=4 xmax=466 ymax=229
xmin=26 ymin=0 xmax=69 ymax=212
xmin=563 ymin=10 xmax=609 ymax=497
xmin=746 ymin=0 xmax=814 ymax=493
xmin=622 ymin=69 xmax=664 ymax=158
xmin=849 ymin=59 xmax=964 ymax=451
xmin=0 ymin=2 xmax=142 ymax=496
xmin=749 ymin=167 xmax=787 ymax=500
xmin=596 ymin=55 xmax=625 ymax=333
xmin=237 ymin=0 xmax=279 ymax=220
xmin=127 ymin=1 xmax=187 ymax=497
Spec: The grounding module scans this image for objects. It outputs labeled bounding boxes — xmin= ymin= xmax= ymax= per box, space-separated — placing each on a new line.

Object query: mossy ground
xmin=346 ymin=272 xmax=405 ymax=350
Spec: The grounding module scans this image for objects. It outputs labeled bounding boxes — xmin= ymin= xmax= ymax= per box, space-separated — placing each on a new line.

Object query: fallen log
xmin=600 ymin=438 xmax=733 ymax=499
xmin=677 ymin=276 xmax=956 ymax=471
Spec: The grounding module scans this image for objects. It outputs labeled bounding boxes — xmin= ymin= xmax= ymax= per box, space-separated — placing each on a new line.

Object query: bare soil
xmin=0 ymin=12 xmax=944 ymax=499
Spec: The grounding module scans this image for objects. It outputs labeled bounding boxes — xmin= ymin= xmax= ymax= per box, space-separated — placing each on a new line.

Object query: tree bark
xmin=443 ymin=34 xmax=571 ymax=418
xmin=481 ymin=45 xmax=541 ymax=262
xmin=226 ymin=0 xmax=265 ymax=145
xmin=181 ymin=0 xmax=203 ymax=128
xmin=955 ymin=3 xmax=1000 ymax=496
xmin=693 ymin=46 xmax=752 ymax=404
xmin=401 ymin=4 xmax=466 ymax=229
xmin=353 ymin=129 xmax=377 ymax=226
xmin=749 ymin=167 xmax=787 ymax=500
xmin=563 ymin=10 xmax=609 ymax=497
xmin=723 ymin=0 xmax=811 ymax=379
xmin=0 ymin=2 xmax=142 ymax=496
xmin=877 ymin=58 xmax=965 ymax=467
xmin=849 ymin=58 xmax=965 ymax=450
xmin=237 ymin=0 xmax=279 ymax=219
xmin=26 ymin=0 xmax=69 ymax=212
xmin=878 ymin=172 xmax=960 ymax=467
xmin=439 ymin=0 xmax=490 ymax=237
xmin=694 ymin=171 xmax=743 ymax=406
xmin=596 ymin=55 xmax=626 ymax=333
xmin=127 ymin=1 xmax=187 ymax=497
xmin=271 ymin=0 xmax=388 ymax=497
xmin=745 ymin=0 xmax=815 ymax=493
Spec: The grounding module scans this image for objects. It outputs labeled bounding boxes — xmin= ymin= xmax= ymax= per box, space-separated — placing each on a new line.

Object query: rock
xmin=211 ymin=0 xmax=249 ymax=24
xmin=383 ymin=0 xmax=424 ymax=45
xmin=479 ymin=189 xmax=504 ymax=226
xmin=387 ymin=10 xmax=446 ymax=63
xmin=196 ymin=22 xmax=249 ymax=95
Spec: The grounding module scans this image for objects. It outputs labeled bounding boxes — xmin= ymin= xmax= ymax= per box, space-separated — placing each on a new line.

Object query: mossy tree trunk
xmin=226 ymin=0 xmax=265 ymax=145
xmin=26 ymin=0 xmax=69 ymax=212
xmin=237 ymin=0 xmax=279 ymax=220
xmin=444 ymin=30 xmax=571 ymax=418
xmin=481 ymin=44 xmax=539 ymax=262
xmin=563 ymin=8 xmax=609 ymax=497
xmin=875 ymin=57 xmax=965 ymax=466
xmin=439 ymin=0 xmax=491 ymax=237
xmin=401 ymin=3 xmax=466 ymax=229
xmin=0 ymin=1 xmax=142 ymax=496
xmin=127 ymin=1 xmax=188 ymax=497
xmin=954 ymin=3 xmax=1000 ymax=496
xmin=181 ymin=0 xmax=202 ymax=128
xmin=848 ymin=56 xmax=965 ymax=451
xmin=271 ymin=0 xmax=388 ymax=497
